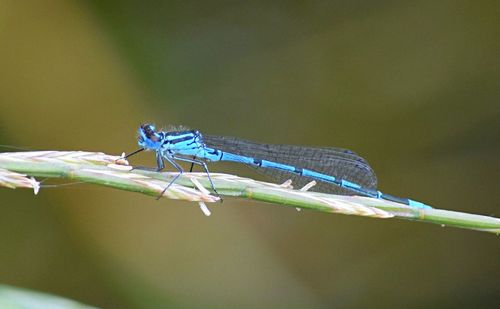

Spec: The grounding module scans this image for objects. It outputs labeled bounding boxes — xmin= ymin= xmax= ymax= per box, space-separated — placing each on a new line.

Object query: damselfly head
xmin=138 ymin=124 xmax=162 ymax=149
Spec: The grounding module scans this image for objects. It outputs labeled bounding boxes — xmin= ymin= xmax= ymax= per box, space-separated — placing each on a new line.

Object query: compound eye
xmin=141 ymin=124 xmax=159 ymax=142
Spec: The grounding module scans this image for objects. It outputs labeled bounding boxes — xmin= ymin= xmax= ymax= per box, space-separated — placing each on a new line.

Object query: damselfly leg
xmin=171 ymin=155 xmax=221 ymax=200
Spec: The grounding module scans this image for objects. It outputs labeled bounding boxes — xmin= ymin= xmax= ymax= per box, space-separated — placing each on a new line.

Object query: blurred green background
xmin=1 ymin=1 xmax=499 ymax=308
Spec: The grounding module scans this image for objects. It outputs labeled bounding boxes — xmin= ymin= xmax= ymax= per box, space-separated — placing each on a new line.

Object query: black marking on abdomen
xmin=171 ymin=135 xmax=195 ymax=144
xmin=294 ymin=167 xmax=303 ymax=175
xmin=253 ymin=159 xmax=262 ymax=166
xmin=380 ymin=193 xmax=409 ymax=205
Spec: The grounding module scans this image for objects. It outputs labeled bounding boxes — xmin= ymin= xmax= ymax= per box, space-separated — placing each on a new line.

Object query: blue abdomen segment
xmin=214 ymin=150 xmax=431 ymax=209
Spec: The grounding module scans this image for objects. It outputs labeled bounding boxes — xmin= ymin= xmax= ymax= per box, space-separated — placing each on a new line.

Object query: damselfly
xmin=125 ymin=124 xmax=431 ymax=209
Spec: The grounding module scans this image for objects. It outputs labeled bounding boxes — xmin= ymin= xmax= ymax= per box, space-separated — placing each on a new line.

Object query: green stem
xmin=0 ymin=151 xmax=499 ymax=234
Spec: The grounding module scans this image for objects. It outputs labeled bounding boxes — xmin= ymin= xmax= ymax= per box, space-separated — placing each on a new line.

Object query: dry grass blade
xmin=0 ymin=150 xmax=499 ymax=234
xmin=0 ymin=168 xmax=40 ymax=194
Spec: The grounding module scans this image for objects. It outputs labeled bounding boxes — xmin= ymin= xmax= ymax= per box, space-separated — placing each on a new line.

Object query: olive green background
xmin=0 ymin=1 xmax=499 ymax=308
